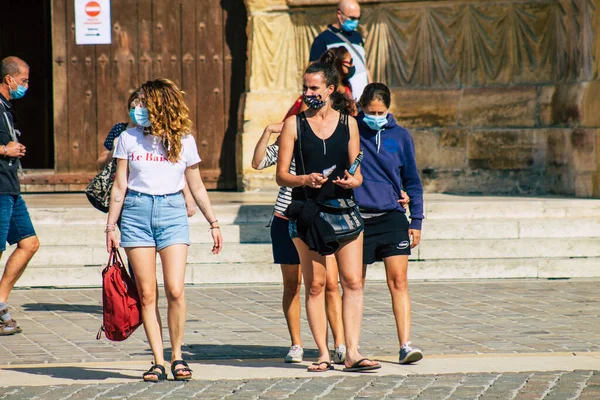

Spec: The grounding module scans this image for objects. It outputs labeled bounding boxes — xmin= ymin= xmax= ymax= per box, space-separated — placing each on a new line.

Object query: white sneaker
xmin=399 ymin=342 xmax=423 ymax=364
xmin=284 ymin=345 xmax=303 ymax=363
xmin=333 ymin=344 xmax=346 ymax=364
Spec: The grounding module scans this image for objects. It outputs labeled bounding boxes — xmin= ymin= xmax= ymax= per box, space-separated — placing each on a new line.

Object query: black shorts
xmin=270 ymin=214 xmax=300 ymax=265
xmin=363 ymin=211 xmax=411 ymax=265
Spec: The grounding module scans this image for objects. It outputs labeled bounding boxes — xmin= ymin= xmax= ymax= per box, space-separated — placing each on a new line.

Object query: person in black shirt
xmin=277 ymin=61 xmax=380 ymax=373
xmin=0 ymin=57 xmax=39 ymax=335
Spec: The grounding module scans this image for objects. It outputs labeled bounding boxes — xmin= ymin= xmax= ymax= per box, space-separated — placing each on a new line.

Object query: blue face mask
xmin=342 ymin=19 xmax=359 ymax=32
xmin=363 ymin=113 xmax=388 ymax=131
xmin=134 ymin=106 xmax=151 ymax=127
xmin=129 ymin=108 xmax=137 ymax=125
xmin=8 ymin=77 xmax=27 ymax=99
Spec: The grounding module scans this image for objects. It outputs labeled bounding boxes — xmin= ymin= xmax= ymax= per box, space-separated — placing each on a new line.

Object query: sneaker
xmin=0 ymin=308 xmax=20 ymax=334
xmin=284 ymin=345 xmax=303 ymax=363
xmin=0 ymin=320 xmax=16 ymax=336
xmin=333 ymin=345 xmax=346 ymax=364
xmin=399 ymin=342 xmax=423 ymax=364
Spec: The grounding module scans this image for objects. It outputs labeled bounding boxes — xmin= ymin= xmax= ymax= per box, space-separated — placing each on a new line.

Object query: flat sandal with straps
xmin=171 ymin=360 xmax=192 ymax=381
xmin=142 ymin=364 xmax=166 ymax=382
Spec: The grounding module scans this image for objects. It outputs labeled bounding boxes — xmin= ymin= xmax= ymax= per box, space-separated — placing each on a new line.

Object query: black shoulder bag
xmin=296 ymin=114 xmax=363 ymax=242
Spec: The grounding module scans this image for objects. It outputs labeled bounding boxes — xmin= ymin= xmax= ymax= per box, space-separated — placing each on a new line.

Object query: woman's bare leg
xmin=127 ymin=247 xmax=164 ymax=380
xmin=336 ymin=233 xmax=379 ymax=369
xmin=280 ymin=263 xmax=303 ymax=347
xmin=384 ymin=255 xmax=411 ymax=346
xmin=158 ymin=244 xmax=190 ymax=378
xmin=293 ymin=238 xmax=330 ymax=371
xmin=325 ymin=256 xmax=345 ymax=349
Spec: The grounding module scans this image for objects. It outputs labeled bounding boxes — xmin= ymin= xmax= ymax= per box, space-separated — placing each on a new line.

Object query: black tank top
xmin=292 ymin=112 xmax=353 ymax=202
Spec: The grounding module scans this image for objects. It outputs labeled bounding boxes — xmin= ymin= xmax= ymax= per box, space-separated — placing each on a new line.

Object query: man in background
xmin=0 ymin=56 xmax=40 ymax=335
xmin=309 ymin=0 xmax=369 ymax=99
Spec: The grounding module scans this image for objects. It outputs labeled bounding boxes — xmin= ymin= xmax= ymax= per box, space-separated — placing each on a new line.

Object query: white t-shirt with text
xmin=113 ymin=127 xmax=201 ymax=195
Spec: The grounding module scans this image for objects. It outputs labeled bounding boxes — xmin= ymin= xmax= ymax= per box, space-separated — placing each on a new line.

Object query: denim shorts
xmin=288 ymin=219 xmax=299 ymax=240
xmin=0 ymin=195 xmax=36 ymax=252
xmin=120 ymin=190 xmax=190 ymax=251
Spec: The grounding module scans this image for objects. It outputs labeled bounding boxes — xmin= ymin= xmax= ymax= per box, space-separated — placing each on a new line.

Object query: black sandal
xmin=171 ymin=360 xmax=192 ymax=381
xmin=143 ymin=364 xmax=167 ymax=382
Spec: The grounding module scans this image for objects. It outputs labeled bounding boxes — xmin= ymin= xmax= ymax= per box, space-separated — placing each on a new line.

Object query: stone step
xmin=15 ymin=257 xmax=600 ymax=288
xmin=11 ymin=237 xmax=600 ymax=267
xmin=27 ymin=197 xmax=600 ymax=225
xmin=31 ymin=217 xmax=600 ymax=246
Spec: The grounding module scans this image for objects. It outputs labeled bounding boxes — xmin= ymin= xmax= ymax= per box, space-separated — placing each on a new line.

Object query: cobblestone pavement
xmin=1 ymin=280 xmax=599 ymax=365
xmin=0 ymin=370 xmax=598 ymax=399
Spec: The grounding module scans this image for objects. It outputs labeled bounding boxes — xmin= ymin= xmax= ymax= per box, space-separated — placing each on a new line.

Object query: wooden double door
xmin=4 ymin=0 xmax=246 ymax=189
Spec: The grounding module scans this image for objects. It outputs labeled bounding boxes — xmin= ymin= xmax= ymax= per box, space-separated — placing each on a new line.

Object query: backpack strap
xmin=326 ymin=27 xmax=366 ymax=67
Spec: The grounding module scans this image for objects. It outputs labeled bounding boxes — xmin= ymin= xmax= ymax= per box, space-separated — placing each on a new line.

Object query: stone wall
xmin=240 ymin=0 xmax=600 ymax=197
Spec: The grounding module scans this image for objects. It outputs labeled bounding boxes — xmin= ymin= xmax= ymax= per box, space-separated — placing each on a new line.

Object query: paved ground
xmin=1 ymin=370 xmax=599 ymax=399
xmin=1 ymin=279 xmax=599 ymax=398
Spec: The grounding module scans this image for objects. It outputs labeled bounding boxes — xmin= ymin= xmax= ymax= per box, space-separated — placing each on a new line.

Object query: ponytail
xmin=330 ymin=91 xmax=355 ymax=115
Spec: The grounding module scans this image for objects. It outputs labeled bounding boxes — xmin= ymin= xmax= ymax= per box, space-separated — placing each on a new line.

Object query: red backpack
xmin=96 ymin=248 xmax=142 ymax=341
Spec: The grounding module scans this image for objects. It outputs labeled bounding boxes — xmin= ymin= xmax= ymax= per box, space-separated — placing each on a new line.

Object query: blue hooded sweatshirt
xmin=353 ymin=112 xmax=424 ymax=230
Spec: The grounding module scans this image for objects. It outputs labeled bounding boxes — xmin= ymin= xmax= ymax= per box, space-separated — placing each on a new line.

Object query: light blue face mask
xmin=363 ymin=113 xmax=388 ymax=131
xmin=134 ymin=106 xmax=151 ymax=127
xmin=342 ymin=19 xmax=359 ymax=32
xmin=8 ymin=77 xmax=27 ymax=99
xmin=129 ymin=108 xmax=137 ymax=125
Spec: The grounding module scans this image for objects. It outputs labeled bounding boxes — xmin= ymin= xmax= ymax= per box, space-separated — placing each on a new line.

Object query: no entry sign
xmin=75 ymin=0 xmax=111 ymax=45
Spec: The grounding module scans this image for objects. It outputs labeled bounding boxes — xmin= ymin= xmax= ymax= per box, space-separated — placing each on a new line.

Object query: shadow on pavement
xmin=177 ymin=344 xmax=319 ymax=362
xmin=127 ymin=344 xmax=320 ymax=365
xmin=21 ymin=303 xmax=102 ymax=314
xmin=2 ymin=366 xmax=138 ymax=381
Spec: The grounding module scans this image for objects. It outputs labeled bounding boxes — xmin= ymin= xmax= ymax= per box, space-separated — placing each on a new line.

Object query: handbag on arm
xmin=295 ymin=113 xmax=363 ymax=242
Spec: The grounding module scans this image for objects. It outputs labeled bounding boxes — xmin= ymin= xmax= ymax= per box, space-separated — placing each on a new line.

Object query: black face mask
xmin=346 ymin=65 xmax=356 ymax=79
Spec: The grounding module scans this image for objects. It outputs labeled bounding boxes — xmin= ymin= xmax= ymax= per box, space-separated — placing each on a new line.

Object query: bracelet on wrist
xmin=2 ymin=145 xmax=7 ymax=157
xmin=208 ymin=219 xmax=218 ymax=226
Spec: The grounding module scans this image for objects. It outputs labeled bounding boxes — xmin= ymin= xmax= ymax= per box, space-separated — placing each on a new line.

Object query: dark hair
xmin=127 ymin=88 xmax=141 ymax=110
xmin=304 ymin=61 xmax=354 ymax=115
xmin=359 ymin=83 xmax=391 ymax=109
xmin=318 ymin=47 xmax=352 ymax=90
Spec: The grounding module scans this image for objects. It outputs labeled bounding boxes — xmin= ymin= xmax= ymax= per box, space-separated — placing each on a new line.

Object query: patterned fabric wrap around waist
xmin=317 ymin=199 xmax=363 ymax=242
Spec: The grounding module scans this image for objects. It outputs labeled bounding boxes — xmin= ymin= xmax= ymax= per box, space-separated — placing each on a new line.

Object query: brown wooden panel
xmin=153 ymin=0 xmax=182 ymax=86
xmin=95 ymin=42 xmax=112 ymax=158
xmin=181 ymin=0 xmax=197 ymax=140
xmin=66 ymin=1 xmax=98 ymax=172
xmin=138 ymin=0 xmax=154 ymax=83
xmin=108 ymin=0 xmax=139 ymax=137
xmin=52 ymin=0 xmax=69 ymax=173
xmin=196 ymin=0 xmax=225 ymax=173
xmin=22 ymin=172 xmax=96 ymax=185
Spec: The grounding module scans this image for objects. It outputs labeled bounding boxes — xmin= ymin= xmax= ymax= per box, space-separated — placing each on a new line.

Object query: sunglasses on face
xmin=342 ymin=59 xmax=354 ymax=66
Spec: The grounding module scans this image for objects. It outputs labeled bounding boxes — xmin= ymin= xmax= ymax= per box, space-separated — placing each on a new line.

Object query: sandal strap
xmin=171 ymin=360 xmax=192 ymax=373
xmin=0 ymin=308 xmax=7 ymax=316
xmin=143 ymin=364 xmax=166 ymax=376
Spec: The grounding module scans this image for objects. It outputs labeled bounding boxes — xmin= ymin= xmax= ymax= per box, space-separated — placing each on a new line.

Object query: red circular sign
xmin=85 ymin=1 xmax=101 ymax=18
